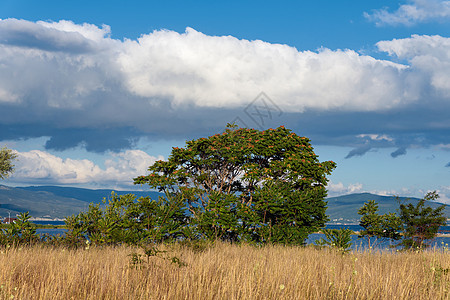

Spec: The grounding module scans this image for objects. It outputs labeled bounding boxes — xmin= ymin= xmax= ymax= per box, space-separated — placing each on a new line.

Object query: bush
xmin=0 ymin=212 xmax=39 ymax=246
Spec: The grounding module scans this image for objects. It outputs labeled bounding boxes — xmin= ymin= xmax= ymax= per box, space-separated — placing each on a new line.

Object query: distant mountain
xmin=0 ymin=185 xmax=163 ymax=219
xmin=20 ymin=186 xmax=163 ymax=204
xmin=0 ymin=185 xmax=88 ymax=219
xmin=325 ymin=192 xmax=450 ymax=223
xmin=0 ymin=186 xmax=448 ymax=222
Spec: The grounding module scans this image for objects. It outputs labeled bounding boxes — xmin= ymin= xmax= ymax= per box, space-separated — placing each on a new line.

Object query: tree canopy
xmin=135 ymin=125 xmax=336 ymax=244
xmin=398 ymin=191 xmax=447 ymax=249
xmin=356 ymin=192 xmax=447 ymax=250
xmin=357 ymin=200 xmax=402 ymax=248
xmin=0 ymin=147 xmax=17 ymax=180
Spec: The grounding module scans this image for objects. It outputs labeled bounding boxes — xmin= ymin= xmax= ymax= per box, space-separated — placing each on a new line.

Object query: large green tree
xmin=0 ymin=147 xmax=17 ymax=180
xmin=134 ymin=125 xmax=336 ymax=244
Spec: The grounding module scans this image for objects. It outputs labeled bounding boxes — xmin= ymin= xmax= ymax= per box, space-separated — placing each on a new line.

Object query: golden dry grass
xmin=0 ymin=243 xmax=448 ymax=299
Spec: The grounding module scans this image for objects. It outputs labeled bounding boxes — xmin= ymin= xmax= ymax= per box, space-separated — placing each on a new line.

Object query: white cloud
xmin=366 ymin=187 xmax=450 ymax=205
xmin=377 ymin=34 xmax=450 ymax=97
xmin=118 ymin=28 xmax=409 ymax=112
xmin=37 ymin=20 xmax=112 ymax=42
xmin=402 ymin=187 xmax=450 ymax=205
xmin=327 ymin=181 xmax=363 ymax=196
xmin=10 ymin=150 xmax=163 ymax=189
xmin=0 ymin=87 xmax=19 ymax=103
xmin=436 ymin=144 xmax=450 ymax=151
xmin=357 ymin=134 xmax=394 ymax=142
xmin=436 ymin=186 xmax=450 ymax=204
xmin=365 ymin=0 xmax=450 ymax=26
xmin=0 ymin=18 xmax=419 ymax=119
xmin=1 ymin=19 xmax=448 ymax=117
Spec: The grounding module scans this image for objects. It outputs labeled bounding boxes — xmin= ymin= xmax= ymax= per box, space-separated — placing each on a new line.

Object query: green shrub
xmin=315 ymin=228 xmax=353 ymax=253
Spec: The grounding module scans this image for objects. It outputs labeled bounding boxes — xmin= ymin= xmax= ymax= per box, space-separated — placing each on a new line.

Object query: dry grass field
xmin=0 ymin=243 xmax=448 ymax=299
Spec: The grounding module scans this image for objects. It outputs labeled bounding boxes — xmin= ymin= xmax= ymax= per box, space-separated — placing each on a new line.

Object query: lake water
xmin=34 ymin=221 xmax=67 ymax=236
xmin=33 ymin=220 xmax=66 ymax=226
xmin=306 ymin=224 xmax=450 ymax=251
xmin=33 ymin=222 xmax=450 ymax=250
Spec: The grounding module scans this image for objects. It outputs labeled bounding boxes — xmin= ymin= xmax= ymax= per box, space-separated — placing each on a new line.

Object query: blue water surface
xmin=306 ymin=224 xmax=450 ymax=251
xmin=32 ymin=221 xmax=450 ymax=250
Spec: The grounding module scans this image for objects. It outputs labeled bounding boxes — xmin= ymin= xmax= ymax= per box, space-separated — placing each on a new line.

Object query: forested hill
xmin=20 ymin=185 xmax=162 ymax=204
xmin=326 ymin=192 xmax=450 ymax=223
xmin=0 ymin=185 xmax=448 ymax=221
xmin=0 ymin=185 xmax=162 ymax=219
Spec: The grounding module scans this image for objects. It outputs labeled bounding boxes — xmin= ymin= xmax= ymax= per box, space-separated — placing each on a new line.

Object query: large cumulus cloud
xmin=0 ymin=18 xmax=449 ymax=156
xmin=117 ymin=28 xmax=409 ymax=111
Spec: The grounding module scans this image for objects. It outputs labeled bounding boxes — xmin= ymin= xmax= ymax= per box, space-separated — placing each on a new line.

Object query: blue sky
xmin=0 ymin=0 xmax=450 ymax=202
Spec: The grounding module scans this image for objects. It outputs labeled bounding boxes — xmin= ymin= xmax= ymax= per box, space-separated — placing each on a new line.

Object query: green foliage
xmin=397 ymin=191 xmax=447 ymax=250
xmin=430 ymin=264 xmax=450 ymax=287
xmin=64 ymin=192 xmax=187 ymax=247
xmin=177 ymin=239 xmax=212 ymax=253
xmin=128 ymin=252 xmax=145 ymax=269
xmin=357 ymin=200 xmax=402 ymax=248
xmin=134 ymin=125 xmax=336 ymax=245
xmin=315 ymin=228 xmax=353 ymax=253
xmin=0 ymin=147 xmax=17 ymax=180
xmin=0 ymin=126 xmax=335 ymax=248
xmin=356 ymin=191 xmax=447 ymax=250
xmin=0 ymin=212 xmax=39 ymax=246
xmin=128 ymin=243 xmax=187 ymax=269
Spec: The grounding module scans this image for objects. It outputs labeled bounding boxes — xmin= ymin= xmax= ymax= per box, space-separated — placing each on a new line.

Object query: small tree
xmin=0 ymin=147 xmax=17 ymax=180
xmin=0 ymin=212 xmax=39 ymax=246
xmin=315 ymin=228 xmax=353 ymax=253
xmin=357 ymin=200 xmax=402 ymax=249
xmin=135 ymin=125 xmax=336 ymax=245
xmin=398 ymin=191 xmax=447 ymax=249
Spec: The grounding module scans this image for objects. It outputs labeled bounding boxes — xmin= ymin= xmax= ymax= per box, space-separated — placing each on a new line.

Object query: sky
xmin=0 ymin=0 xmax=450 ymax=202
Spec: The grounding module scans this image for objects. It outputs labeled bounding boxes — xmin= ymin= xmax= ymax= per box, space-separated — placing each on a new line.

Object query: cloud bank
xmin=10 ymin=149 xmax=162 ymax=189
xmin=365 ymin=0 xmax=450 ymax=26
xmin=0 ymin=19 xmax=412 ymax=113
xmin=0 ymin=19 xmax=449 ymax=156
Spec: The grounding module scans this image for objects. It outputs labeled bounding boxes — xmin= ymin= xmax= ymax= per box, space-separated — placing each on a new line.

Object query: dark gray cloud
xmin=44 ymin=127 xmax=140 ymax=153
xmin=391 ymin=147 xmax=407 ymax=158
xmin=0 ymin=124 xmax=140 ymax=153
xmin=345 ymin=145 xmax=372 ymax=159
xmin=446 ymin=162 xmax=450 ymax=167
xmin=2 ymin=97 xmax=450 ymax=156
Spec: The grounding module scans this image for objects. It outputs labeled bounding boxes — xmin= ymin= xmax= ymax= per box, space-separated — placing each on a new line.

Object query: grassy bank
xmin=0 ymin=243 xmax=448 ymax=299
